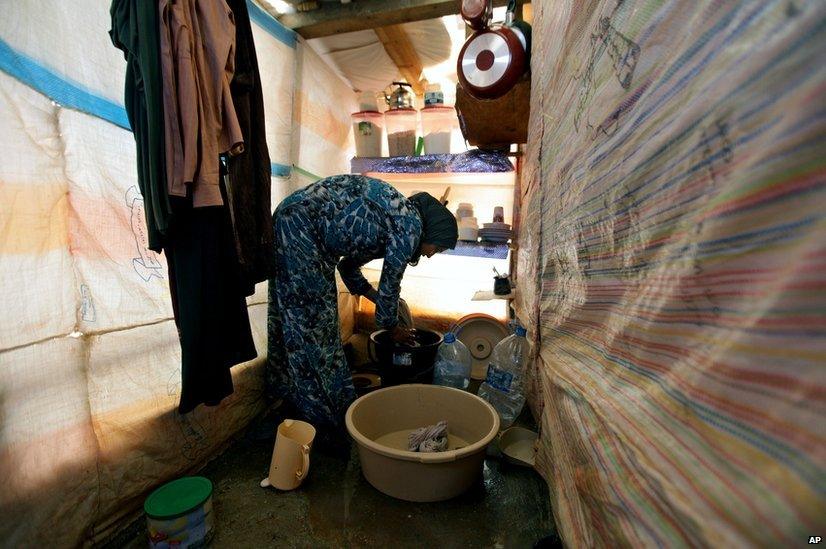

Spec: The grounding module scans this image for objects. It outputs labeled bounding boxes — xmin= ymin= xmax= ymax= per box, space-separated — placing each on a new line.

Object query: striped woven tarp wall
xmin=515 ymin=1 xmax=825 ymax=546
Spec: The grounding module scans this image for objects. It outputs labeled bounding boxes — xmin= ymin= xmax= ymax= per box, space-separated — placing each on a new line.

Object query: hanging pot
xmin=457 ymin=5 xmax=531 ymax=100
xmin=460 ymin=0 xmax=492 ymax=31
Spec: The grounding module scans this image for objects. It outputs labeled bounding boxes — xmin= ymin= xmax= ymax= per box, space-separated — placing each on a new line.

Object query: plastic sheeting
xmin=515 ymin=1 xmax=826 ymax=546
xmin=0 ymin=2 xmax=356 ymax=545
xmin=350 ymin=149 xmax=514 ymax=175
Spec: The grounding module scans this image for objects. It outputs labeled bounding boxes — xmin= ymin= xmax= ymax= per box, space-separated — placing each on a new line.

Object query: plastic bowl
xmin=346 ymin=384 xmax=500 ymax=502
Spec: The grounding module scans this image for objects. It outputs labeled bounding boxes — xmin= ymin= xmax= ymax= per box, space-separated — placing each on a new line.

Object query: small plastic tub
xmin=421 ymin=105 xmax=458 ymax=154
xmin=499 ymin=426 xmax=538 ymax=467
xmin=352 ymin=111 xmax=384 ymax=157
xmin=384 ymin=108 xmax=418 ymax=156
xmin=145 ymin=476 xmax=214 ymax=548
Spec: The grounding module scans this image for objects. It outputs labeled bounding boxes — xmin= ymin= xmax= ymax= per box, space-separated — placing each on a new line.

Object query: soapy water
xmin=373 ymin=430 xmax=470 ymax=452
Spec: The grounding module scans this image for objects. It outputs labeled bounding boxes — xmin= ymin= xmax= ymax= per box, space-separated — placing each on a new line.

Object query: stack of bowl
xmin=479 ymin=222 xmax=513 ymax=243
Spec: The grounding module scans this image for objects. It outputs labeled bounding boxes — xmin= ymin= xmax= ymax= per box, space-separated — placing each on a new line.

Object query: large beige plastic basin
xmin=345 ymin=384 xmax=500 ymax=502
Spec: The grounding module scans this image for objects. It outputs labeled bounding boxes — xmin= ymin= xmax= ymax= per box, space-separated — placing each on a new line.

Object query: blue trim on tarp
xmin=247 ymin=0 xmax=297 ymax=48
xmin=0 ymin=37 xmax=131 ymax=130
xmin=271 ymin=162 xmax=291 ymax=177
xmin=0 ymin=37 xmax=293 ymax=178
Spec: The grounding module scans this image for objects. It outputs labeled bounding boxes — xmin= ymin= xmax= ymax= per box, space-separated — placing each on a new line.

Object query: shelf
xmin=472 ymin=290 xmax=516 ymax=301
xmin=364 ymin=172 xmax=516 ymax=187
xmin=351 ymin=150 xmax=514 ymax=176
xmin=444 ymin=241 xmax=510 ymax=259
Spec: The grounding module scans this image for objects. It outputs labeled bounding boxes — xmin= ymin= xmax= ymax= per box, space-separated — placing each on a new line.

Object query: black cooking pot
xmin=368 ymin=329 xmax=443 ymax=387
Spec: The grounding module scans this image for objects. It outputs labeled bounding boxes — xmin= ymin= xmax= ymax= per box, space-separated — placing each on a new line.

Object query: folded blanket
xmin=408 ymin=420 xmax=449 ymax=452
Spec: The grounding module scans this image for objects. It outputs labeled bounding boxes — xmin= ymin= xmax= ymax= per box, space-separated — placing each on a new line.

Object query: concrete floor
xmin=113 ymin=406 xmax=559 ymax=548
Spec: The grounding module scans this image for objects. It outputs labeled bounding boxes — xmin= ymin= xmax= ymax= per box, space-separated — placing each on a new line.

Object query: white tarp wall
xmin=0 ymin=2 xmax=355 ymax=545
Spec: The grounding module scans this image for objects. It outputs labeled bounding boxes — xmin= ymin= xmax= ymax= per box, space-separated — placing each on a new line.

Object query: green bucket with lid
xmin=145 ymin=476 xmax=214 ymax=548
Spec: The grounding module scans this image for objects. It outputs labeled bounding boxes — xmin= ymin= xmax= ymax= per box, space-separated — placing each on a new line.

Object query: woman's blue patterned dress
xmin=267 ymin=175 xmax=422 ymax=428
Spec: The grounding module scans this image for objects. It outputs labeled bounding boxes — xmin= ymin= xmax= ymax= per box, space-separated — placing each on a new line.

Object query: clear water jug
xmin=478 ymin=326 xmax=528 ymax=428
xmin=433 ymin=332 xmax=472 ymax=390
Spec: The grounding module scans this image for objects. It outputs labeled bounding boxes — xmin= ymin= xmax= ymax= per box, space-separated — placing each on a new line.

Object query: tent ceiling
xmin=305 ymin=17 xmax=456 ymax=96
xmin=264 ymin=0 xmax=523 ymax=100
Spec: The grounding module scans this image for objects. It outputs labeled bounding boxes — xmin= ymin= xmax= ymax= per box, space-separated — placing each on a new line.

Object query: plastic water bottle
xmin=478 ymin=326 xmax=529 ymax=428
xmin=433 ymin=332 xmax=472 ymax=390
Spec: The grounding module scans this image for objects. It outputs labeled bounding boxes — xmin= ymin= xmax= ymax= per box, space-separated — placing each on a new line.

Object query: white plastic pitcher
xmin=260 ymin=419 xmax=316 ymax=491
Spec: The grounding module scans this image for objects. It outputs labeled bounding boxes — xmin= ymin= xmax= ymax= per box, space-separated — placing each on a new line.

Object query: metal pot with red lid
xmin=457 ymin=0 xmax=532 ymax=100
xmin=461 ymin=0 xmax=493 ymax=30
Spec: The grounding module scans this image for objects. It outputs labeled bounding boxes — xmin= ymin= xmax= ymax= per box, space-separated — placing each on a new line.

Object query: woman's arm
xmin=337 ymin=254 xmax=409 ymax=323
xmin=377 ymin=253 xmax=416 ymax=345
xmin=375 ymin=220 xmax=420 ymax=331
xmin=337 ymin=256 xmax=375 ymax=297
xmin=339 ymin=254 xmax=413 ymax=343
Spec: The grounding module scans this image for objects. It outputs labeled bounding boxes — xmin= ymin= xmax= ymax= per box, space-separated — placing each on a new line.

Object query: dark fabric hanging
xmin=109 ymin=0 xmax=171 ymax=252
xmin=224 ymin=0 xmax=276 ymax=294
xmin=165 ymin=179 xmax=257 ymax=415
xmin=112 ymin=0 xmax=268 ymax=413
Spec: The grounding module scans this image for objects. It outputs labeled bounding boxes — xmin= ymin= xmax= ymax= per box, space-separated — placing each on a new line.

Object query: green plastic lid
xmin=144 ymin=476 xmax=213 ymax=520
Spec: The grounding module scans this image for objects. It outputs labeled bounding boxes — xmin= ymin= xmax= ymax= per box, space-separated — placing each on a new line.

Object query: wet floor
xmin=111 ymin=407 xmax=558 ymax=548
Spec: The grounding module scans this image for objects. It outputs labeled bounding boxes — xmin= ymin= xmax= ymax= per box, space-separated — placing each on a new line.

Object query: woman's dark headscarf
xmin=408 ymin=192 xmax=458 ymax=253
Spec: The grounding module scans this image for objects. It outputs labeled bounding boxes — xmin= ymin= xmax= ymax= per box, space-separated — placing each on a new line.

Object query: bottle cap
xmin=444 ymin=332 xmax=456 ymax=343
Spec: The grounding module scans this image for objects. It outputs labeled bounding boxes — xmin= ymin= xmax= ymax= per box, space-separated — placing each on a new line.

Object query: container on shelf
xmin=424 ymin=83 xmax=445 ymax=106
xmin=458 ymin=211 xmax=479 ymax=241
xmin=421 ymin=105 xmax=458 ymax=155
xmin=352 ymin=111 xmax=384 ymax=157
xmin=385 ymin=108 xmax=418 ymax=157
xmin=384 ymin=82 xmax=415 ymax=110
xmin=456 ymin=203 xmax=474 ymax=220
xmin=458 ymin=227 xmax=479 ymax=241
xmin=358 ymin=91 xmax=379 ymax=112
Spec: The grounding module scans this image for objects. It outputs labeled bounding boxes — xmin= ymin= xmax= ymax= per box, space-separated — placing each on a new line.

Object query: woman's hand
xmin=363 ymin=288 xmax=379 ymax=304
xmin=397 ymin=297 xmax=413 ymax=328
xmin=391 ymin=325 xmax=416 ymax=346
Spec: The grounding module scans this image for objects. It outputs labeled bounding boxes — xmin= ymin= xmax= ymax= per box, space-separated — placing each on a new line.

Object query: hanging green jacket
xmin=110 ymin=0 xmax=171 ymax=251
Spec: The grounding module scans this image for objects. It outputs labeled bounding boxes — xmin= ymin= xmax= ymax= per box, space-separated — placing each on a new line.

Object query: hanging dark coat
xmin=224 ymin=0 xmax=276 ymax=295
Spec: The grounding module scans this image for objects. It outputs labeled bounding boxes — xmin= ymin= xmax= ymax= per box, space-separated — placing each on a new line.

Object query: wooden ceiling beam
xmin=374 ymin=25 xmax=427 ymax=95
xmin=280 ymin=0 xmax=523 ymax=39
